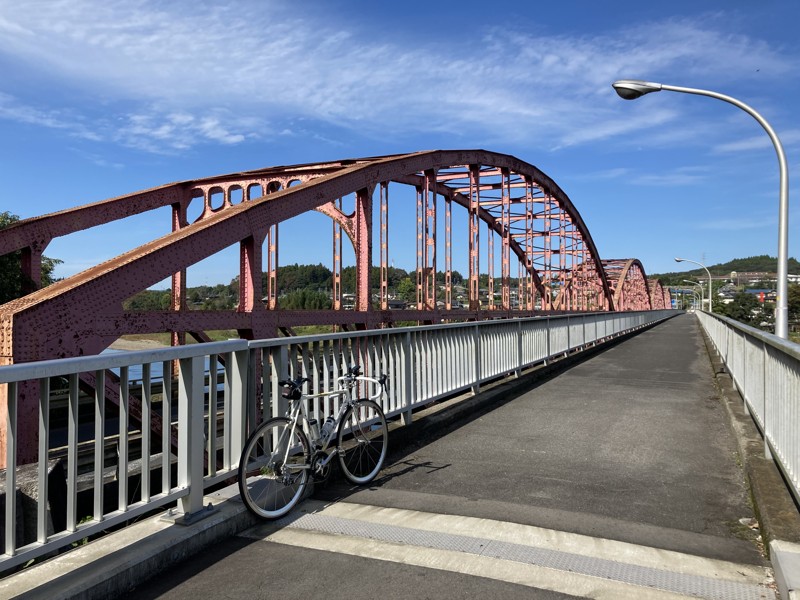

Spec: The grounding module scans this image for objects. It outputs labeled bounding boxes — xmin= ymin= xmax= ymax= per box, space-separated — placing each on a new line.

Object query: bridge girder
xmin=1 ymin=150 xmax=621 ymax=365
xmin=601 ymin=258 xmax=652 ymax=311
xmin=1 ymin=149 xmax=671 ymax=465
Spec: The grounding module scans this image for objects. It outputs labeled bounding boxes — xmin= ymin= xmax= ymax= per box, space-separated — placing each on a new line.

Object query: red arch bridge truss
xmin=1 ymin=150 xmax=672 ymax=463
xmin=1 ymin=150 xmax=672 ymax=365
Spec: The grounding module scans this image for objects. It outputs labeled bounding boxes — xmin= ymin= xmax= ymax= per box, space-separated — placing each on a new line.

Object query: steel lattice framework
xmin=0 ymin=150 xmax=674 ymax=365
xmin=0 ymin=150 xmax=671 ymax=462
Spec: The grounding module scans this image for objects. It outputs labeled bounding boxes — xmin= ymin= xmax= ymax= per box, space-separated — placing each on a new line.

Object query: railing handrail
xmin=697 ymin=311 xmax=800 ymax=361
xmin=0 ymin=339 xmax=249 ymax=383
xmin=696 ymin=311 xmax=800 ymax=506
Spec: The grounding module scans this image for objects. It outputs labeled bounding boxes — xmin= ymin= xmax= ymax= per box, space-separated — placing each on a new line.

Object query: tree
xmin=280 ymin=289 xmax=331 ymax=310
xmin=0 ymin=211 xmax=62 ymax=304
xmin=719 ymin=292 xmax=766 ymax=328
xmin=789 ymin=283 xmax=800 ymax=322
xmin=396 ymin=277 xmax=416 ymax=302
xmin=123 ymin=290 xmax=171 ymax=311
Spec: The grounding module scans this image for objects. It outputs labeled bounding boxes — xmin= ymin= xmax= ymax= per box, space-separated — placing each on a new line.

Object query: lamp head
xmin=612 ymin=79 xmax=663 ymax=100
xmin=674 ymin=257 xmax=685 ymax=263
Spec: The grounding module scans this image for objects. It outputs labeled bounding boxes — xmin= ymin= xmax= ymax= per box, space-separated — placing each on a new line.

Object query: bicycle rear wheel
xmin=238 ymin=417 xmax=310 ymax=519
xmin=337 ymin=399 xmax=388 ymax=484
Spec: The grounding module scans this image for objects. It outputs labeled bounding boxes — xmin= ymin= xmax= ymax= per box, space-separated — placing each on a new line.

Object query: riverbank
xmin=108 ymin=337 xmax=170 ymax=351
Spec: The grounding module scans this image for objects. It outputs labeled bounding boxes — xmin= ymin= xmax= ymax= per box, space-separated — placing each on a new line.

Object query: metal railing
xmin=696 ymin=311 xmax=800 ymax=504
xmin=0 ymin=310 xmax=675 ymax=573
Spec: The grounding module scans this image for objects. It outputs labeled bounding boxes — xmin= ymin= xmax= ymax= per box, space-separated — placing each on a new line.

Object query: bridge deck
xmin=6 ymin=314 xmax=780 ymax=599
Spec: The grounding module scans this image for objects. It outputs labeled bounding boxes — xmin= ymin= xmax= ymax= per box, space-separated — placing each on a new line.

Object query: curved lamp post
xmin=689 ymin=291 xmax=700 ymax=311
xmin=683 ymin=279 xmax=705 ymax=307
xmin=675 ymin=257 xmax=713 ymax=314
xmin=613 ymin=79 xmax=789 ymax=339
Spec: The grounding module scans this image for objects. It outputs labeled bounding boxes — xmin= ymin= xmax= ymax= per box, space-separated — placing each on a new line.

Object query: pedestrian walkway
xmin=245 ymin=498 xmax=773 ymax=599
xmin=7 ymin=314 xmax=791 ymax=599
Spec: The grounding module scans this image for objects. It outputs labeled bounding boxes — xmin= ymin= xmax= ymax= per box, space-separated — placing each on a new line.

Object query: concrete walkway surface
xmin=3 ymin=313 xmax=798 ymax=599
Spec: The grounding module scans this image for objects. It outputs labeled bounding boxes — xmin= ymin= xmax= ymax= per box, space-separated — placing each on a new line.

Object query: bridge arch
xmin=601 ymin=258 xmax=652 ymax=311
xmin=648 ymin=279 xmax=672 ymax=310
xmin=1 ymin=150 xmax=636 ymax=365
xmin=1 ymin=149 xmax=675 ymax=467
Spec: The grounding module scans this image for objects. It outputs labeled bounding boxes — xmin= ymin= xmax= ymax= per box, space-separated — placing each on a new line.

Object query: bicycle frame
xmin=277 ymin=376 xmax=384 ymax=475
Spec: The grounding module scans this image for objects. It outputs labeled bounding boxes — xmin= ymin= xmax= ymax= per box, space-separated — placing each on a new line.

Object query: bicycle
xmin=238 ymin=365 xmax=389 ymax=519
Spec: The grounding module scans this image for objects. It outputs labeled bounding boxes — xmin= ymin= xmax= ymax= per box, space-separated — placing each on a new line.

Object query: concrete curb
xmin=699 ymin=324 xmax=800 ymax=598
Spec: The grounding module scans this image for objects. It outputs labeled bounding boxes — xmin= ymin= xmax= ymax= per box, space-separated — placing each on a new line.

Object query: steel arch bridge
xmin=1 ymin=150 xmax=672 ymax=366
xmin=0 ymin=149 xmax=674 ymax=464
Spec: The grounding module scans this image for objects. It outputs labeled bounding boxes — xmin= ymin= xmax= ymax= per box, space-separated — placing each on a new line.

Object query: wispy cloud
xmin=631 ymin=166 xmax=711 ymax=186
xmin=694 ymin=215 xmax=775 ymax=231
xmin=0 ymin=92 xmax=101 ymax=140
xmin=0 ymin=2 xmax=795 ymax=152
xmin=715 ymin=129 xmax=800 ymax=152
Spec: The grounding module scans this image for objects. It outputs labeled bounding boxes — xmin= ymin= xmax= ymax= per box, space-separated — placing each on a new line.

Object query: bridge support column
xmin=0 ymin=380 xmax=39 ymax=467
xmin=20 ymin=242 xmax=47 ymax=295
xmin=239 ymin=232 xmax=265 ymax=313
xmin=468 ymin=165 xmax=481 ymax=311
xmin=355 ymin=187 xmax=373 ymax=314
xmin=379 ymin=183 xmax=389 ymax=311
xmin=416 ymin=172 xmax=436 ymax=312
xmin=265 ymin=225 xmax=278 ymax=310
xmin=333 ymin=198 xmax=342 ymax=311
xmin=501 ymin=168 xmax=511 ymax=311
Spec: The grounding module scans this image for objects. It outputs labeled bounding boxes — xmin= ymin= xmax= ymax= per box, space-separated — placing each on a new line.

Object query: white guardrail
xmin=0 ymin=310 xmax=675 ymax=573
xmin=696 ymin=311 xmax=800 ymax=505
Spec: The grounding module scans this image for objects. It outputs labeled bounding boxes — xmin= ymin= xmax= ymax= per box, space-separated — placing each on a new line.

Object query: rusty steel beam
xmin=1 ymin=149 xmax=632 ymax=465
xmin=602 ymin=258 xmax=652 ymax=311
xmin=379 ymin=183 xmax=389 ymax=311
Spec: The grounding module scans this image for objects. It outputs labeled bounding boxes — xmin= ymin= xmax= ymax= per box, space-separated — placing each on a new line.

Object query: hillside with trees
xmin=122 ymin=263 xmax=467 ymax=312
xmin=651 ymin=255 xmax=800 ymax=287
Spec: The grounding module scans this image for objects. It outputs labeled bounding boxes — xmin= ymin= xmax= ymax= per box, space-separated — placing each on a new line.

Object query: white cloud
xmin=715 ymin=129 xmax=800 ymax=153
xmin=631 ymin=166 xmax=710 ymax=186
xmin=694 ymin=215 xmax=775 ymax=231
xmin=0 ymin=2 xmax=795 ymax=152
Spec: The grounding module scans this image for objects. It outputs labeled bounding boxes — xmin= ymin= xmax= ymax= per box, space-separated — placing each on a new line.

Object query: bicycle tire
xmin=238 ymin=417 xmax=310 ymax=519
xmin=336 ymin=399 xmax=388 ymax=484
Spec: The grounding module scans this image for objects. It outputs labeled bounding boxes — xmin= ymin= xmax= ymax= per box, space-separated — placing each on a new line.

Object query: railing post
xmin=472 ymin=323 xmax=481 ymax=394
xmin=37 ymin=379 xmax=49 ymax=543
xmin=402 ymin=331 xmax=413 ymax=425
xmin=5 ymin=382 xmax=17 ymax=556
xmin=545 ymin=317 xmax=551 ymax=364
xmin=582 ymin=314 xmax=587 ymax=348
xmin=177 ymin=356 xmax=205 ymax=518
xmin=228 ymin=348 xmax=250 ymax=469
xmin=566 ymin=315 xmax=571 ymax=354
xmin=272 ymin=346 xmax=289 ymax=419
xmin=762 ymin=341 xmax=773 ymax=460
xmin=515 ymin=320 xmax=523 ymax=377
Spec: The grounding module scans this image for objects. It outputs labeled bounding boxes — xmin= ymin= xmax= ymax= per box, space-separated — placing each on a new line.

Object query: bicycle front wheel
xmin=337 ymin=399 xmax=388 ymax=484
xmin=238 ymin=417 xmax=310 ymax=519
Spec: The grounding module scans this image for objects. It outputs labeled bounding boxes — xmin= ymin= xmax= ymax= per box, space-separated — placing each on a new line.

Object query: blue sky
xmin=1 ymin=0 xmax=799 ymax=288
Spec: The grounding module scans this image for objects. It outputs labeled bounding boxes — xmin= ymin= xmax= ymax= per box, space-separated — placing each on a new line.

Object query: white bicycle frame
xmin=278 ymin=375 xmax=384 ymax=474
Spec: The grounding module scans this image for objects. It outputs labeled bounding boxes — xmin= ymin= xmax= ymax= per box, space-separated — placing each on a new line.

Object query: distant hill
xmin=651 ymin=255 xmax=800 ymax=286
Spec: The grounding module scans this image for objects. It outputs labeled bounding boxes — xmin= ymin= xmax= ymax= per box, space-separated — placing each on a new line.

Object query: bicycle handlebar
xmin=279 ymin=368 xmax=388 ymax=400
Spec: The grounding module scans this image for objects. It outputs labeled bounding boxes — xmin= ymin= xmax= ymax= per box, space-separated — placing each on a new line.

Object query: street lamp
xmin=613 ymin=79 xmax=789 ymax=339
xmin=679 ymin=288 xmax=699 ymax=311
xmin=683 ymin=279 xmax=705 ymax=307
xmin=689 ymin=291 xmax=700 ymax=311
xmin=675 ymin=258 xmax=713 ymax=314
